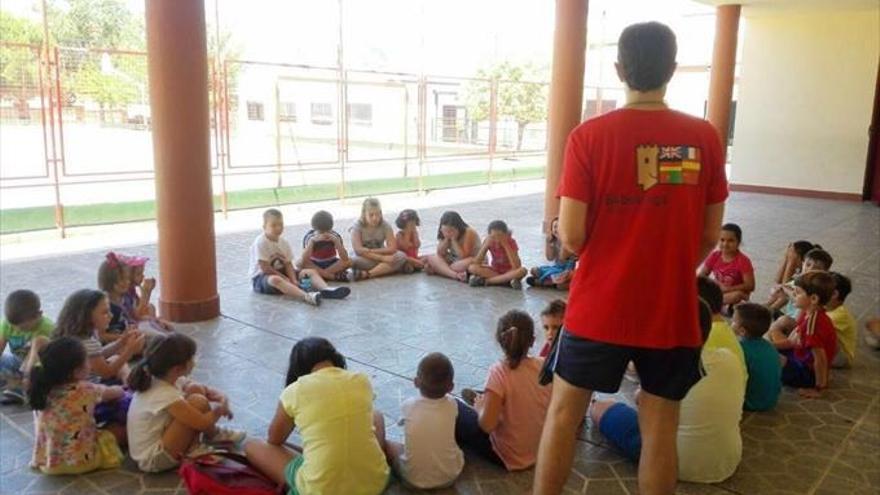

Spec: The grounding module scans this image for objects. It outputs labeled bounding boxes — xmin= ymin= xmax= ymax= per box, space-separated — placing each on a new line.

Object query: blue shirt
xmin=740 ymin=338 xmax=782 ymax=411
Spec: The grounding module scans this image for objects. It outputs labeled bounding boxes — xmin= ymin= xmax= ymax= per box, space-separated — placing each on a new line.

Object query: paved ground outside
xmin=0 ymin=191 xmax=878 ymax=494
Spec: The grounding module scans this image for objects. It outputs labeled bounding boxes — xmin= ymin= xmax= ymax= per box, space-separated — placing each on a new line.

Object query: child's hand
xmin=219 ymin=397 xmax=233 ymax=419
xmin=799 ymin=388 xmax=822 ymax=399
xmin=126 ymin=332 xmax=146 ymax=354
xmin=473 ymin=392 xmax=486 ymax=411
xmin=143 ymin=278 xmax=156 ymax=292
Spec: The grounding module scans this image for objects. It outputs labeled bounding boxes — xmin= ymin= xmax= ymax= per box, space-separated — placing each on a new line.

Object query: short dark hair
xmin=395 ymin=209 xmax=420 ymax=229
xmin=721 ymin=223 xmax=743 ymax=244
xmin=734 ymin=303 xmax=772 ymax=340
xmin=697 ymin=276 xmax=724 ymax=315
xmin=794 ymin=271 xmax=835 ymax=306
xmin=792 ymin=240 xmax=816 ymax=259
xmin=4 ymin=289 xmax=41 ymax=325
xmin=487 ymin=220 xmax=509 ymax=234
xmin=285 ymin=337 xmax=346 ymax=386
xmin=496 ymin=310 xmax=535 ymax=370
xmin=805 ymin=248 xmax=833 ymax=270
xmin=829 ymin=272 xmax=852 ymax=303
xmin=263 ymin=208 xmax=283 ymax=224
xmin=541 ymin=299 xmax=566 ymax=318
xmin=617 ymin=22 xmax=677 ymax=92
xmin=311 ymin=210 xmax=334 ymax=232
xmin=416 ymin=352 xmax=454 ymax=399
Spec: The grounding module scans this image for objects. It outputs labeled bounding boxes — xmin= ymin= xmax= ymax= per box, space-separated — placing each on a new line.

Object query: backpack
xmin=179 ymin=452 xmax=284 ymax=495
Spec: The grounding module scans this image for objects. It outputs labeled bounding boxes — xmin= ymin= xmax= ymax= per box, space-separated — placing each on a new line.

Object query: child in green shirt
xmin=0 ymin=290 xmax=54 ymax=403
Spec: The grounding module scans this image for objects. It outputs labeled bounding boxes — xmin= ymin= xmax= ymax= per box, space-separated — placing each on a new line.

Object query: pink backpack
xmin=179 ymin=452 xmax=284 ymax=495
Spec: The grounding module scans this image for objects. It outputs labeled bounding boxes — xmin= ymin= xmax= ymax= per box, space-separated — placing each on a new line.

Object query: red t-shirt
xmin=557 ymin=109 xmax=728 ymax=349
xmin=702 ymin=250 xmax=754 ymax=288
xmin=793 ymin=309 xmax=838 ymax=367
xmin=488 ymin=237 xmax=519 ymax=273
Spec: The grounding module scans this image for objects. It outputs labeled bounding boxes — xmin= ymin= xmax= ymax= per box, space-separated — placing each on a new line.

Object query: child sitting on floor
xmin=395 ymin=209 xmax=425 ymax=272
xmin=386 ymin=352 xmax=463 ymax=490
xmin=425 ymin=211 xmax=481 ymax=282
xmin=127 ymin=333 xmax=245 ymax=472
xmin=117 ymin=254 xmax=172 ymax=332
xmin=698 ymin=276 xmax=747 ymax=378
xmin=826 ymin=272 xmax=857 ymax=369
xmin=733 ymin=303 xmax=780 ymax=412
xmin=249 ymin=208 xmax=350 ymax=306
xmin=54 ymin=289 xmax=145 ymax=385
xmin=775 ymin=271 xmax=838 ymax=399
xmin=456 ymin=310 xmax=552 ymax=471
xmin=300 ymin=210 xmax=353 ymax=282
xmin=699 ymin=223 xmax=755 ymax=307
xmin=29 ymin=337 xmax=125 ymax=475
xmin=97 ymin=252 xmax=136 ymax=344
xmin=0 ymin=290 xmax=53 ymax=404
xmin=245 ymin=337 xmax=391 ymax=495
xmin=468 ymin=220 xmax=528 ymax=289
xmin=767 ymin=248 xmax=834 ymax=344
xmin=527 ymin=217 xmax=576 ymax=289
xmin=766 ymin=240 xmax=817 ymax=310
xmin=539 ymin=299 xmax=566 ymax=358
xmin=350 ymin=198 xmax=408 ymax=280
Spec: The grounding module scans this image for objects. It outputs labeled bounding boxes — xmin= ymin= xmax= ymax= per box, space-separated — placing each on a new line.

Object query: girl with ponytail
xmin=126 ymin=332 xmax=245 ymax=472
xmin=454 ymin=310 xmax=552 ymax=471
xmin=29 ymin=337 xmax=125 ymax=475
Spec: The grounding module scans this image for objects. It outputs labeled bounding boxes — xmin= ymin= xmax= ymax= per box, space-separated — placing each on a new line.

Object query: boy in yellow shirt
xmin=827 ymin=272 xmax=856 ymax=368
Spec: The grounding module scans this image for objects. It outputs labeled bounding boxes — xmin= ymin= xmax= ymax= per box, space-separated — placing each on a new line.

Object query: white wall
xmin=731 ymin=8 xmax=878 ymax=194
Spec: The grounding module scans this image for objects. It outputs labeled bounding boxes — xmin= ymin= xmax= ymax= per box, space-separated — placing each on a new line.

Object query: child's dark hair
xmin=263 ymin=208 xmax=283 ymax=224
xmin=721 ymin=223 xmax=742 ymax=244
xmin=829 ymin=272 xmax=852 ymax=303
xmin=792 ymin=240 xmax=816 ymax=259
xmin=4 ymin=289 xmax=41 ymax=326
xmin=286 ymin=337 xmax=346 ymax=386
xmin=28 ymin=337 xmax=86 ymax=410
xmin=395 ymin=209 xmax=420 ymax=229
xmin=697 ymin=276 xmax=724 ymax=315
xmin=487 ymin=220 xmax=509 ymax=234
xmin=496 ymin=310 xmax=535 ymax=370
xmin=416 ymin=352 xmax=454 ymax=399
xmin=734 ymin=303 xmax=772 ymax=340
xmin=541 ymin=299 xmax=566 ymax=318
xmin=804 ymin=248 xmax=833 ymax=270
xmin=97 ymin=252 xmax=125 ymax=292
xmin=54 ymin=289 xmax=107 ymax=340
xmin=617 ymin=22 xmax=677 ymax=92
xmin=437 ymin=211 xmax=469 ymax=241
xmin=311 ymin=210 xmax=334 ymax=232
xmin=128 ymin=333 xmax=197 ymax=392
xmin=794 ymin=271 xmax=835 ymax=306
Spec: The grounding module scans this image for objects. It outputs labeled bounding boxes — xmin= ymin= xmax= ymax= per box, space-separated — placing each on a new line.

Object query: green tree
xmin=464 ymin=62 xmax=548 ymax=151
xmin=0 ymin=11 xmax=44 ymax=119
xmin=47 ymin=0 xmax=144 ymax=50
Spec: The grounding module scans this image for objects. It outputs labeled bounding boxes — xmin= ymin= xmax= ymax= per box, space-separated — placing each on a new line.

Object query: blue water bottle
xmin=300 ymin=273 xmax=312 ymax=291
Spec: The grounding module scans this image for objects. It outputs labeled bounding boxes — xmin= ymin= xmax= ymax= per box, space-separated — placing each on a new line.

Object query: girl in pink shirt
xmin=455 ymin=310 xmax=552 ymax=470
xmin=699 ymin=223 xmax=755 ymax=307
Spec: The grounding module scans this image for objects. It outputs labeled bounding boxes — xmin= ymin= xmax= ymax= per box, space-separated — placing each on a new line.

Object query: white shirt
xmin=248 ymin=233 xmax=294 ymax=279
xmin=127 ymin=378 xmax=184 ymax=470
xmin=397 ymin=395 xmax=464 ymax=489
xmin=677 ymin=347 xmax=745 ymax=483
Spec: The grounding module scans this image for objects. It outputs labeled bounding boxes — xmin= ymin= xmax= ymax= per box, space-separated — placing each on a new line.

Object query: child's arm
xmin=332 ymin=235 xmax=351 ymax=262
xmin=800 ymin=347 xmax=828 ymax=398
xmin=267 ymin=402 xmax=296 ymax=446
xmin=166 ymin=396 xmax=231 ymax=432
xmin=369 ymin=228 xmax=399 ymax=256
xmin=92 ymin=332 xmax=144 ymax=379
xmin=501 ymin=235 xmax=522 ymax=269
xmin=435 ymin=238 xmax=450 ymax=257
xmin=395 ymin=231 xmax=410 ymax=251
xmin=136 ymin=278 xmax=156 ymax=318
xmin=473 ymin=237 xmax=491 ymax=265
xmin=544 ymin=234 xmax=558 ymax=262
xmin=258 ymin=260 xmax=287 ymax=280
xmin=459 ymin=230 xmax=478 ymax=258
xmin=283 ymin=261 xmax=298 ymax=283
xmin=412 ymin=230 xmax=421 ymax=251
xmin=300 ymin=237 xmax=315 ymax=267
xmin=474 ymin=390 xmax=503 ymax=433
xmin=100 ymin=385 xmax=125 ymax=403
xmin=723 ymin=272 xmax=755 ymax=294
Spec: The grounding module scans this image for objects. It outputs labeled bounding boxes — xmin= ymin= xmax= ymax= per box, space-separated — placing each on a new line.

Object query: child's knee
xmin=267 ymin=275 xmax=284 ymax=287
xmin=185 ymin=393 xmax=210 ymax=412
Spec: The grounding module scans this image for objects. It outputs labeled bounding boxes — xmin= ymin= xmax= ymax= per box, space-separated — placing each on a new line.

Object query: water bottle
xmin=300 ymin=273 xmax=312 ymax=292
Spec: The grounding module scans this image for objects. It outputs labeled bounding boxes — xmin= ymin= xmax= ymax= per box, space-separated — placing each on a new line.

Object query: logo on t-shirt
xmin=637 ymin=145 xmax=702 ymax=191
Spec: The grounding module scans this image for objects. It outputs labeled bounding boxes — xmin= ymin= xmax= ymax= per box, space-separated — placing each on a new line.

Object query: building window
xmin=347 ymin=103 xmax=373 ymax=126
xmin=246 ymin=101 xmax=264 ymax=121
xmin=310 ymin=102 xmax=333 ymax=125
xmin=280 ymin=102 xmax=297 ymax=122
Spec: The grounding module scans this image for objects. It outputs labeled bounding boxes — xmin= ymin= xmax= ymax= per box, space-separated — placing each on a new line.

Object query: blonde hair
xmin=359 ymin=197 xmax=383 ymax=226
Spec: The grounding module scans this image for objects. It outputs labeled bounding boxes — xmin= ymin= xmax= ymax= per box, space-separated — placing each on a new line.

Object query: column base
xmin=159 ymin=294 xmax=220 ymax=323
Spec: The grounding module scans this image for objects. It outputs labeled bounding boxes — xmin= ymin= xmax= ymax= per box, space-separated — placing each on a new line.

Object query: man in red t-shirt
xmin=534 ymin=23 xmax=728 ymax=495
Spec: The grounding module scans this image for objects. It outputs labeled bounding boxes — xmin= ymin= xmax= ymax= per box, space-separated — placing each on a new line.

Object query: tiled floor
xmin=1 ymin=191 xmax=878 ymax=494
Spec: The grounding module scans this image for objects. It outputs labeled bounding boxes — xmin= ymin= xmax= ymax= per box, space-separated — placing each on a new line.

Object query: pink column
xmin=706 ymin=4 xmax=741 ymax=160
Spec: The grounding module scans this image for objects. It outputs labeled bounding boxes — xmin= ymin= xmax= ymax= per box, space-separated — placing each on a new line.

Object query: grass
xmin=0 ymin=166 xmax=545 ymax=234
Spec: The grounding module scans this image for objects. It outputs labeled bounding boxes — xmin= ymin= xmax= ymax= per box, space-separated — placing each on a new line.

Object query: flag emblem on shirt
xmin=637 ymin=144 xmax=702 ymax=191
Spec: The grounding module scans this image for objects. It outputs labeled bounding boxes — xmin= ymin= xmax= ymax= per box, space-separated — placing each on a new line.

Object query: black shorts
xmin=550 ymin=329 xmax=704 ymax=401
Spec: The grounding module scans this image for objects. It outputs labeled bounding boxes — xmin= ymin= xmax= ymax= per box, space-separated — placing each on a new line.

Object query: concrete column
xmin=146 ymin=0 xmax=220 ymax=322
xmin=544 ymin=0 xmax=588 ymax=230
xmin=707 ymin=4 xmax=741 ymax=160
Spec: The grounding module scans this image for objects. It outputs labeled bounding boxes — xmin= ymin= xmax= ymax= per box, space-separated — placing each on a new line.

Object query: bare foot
xmin=456 ymin=272 xmax=468 ymax=283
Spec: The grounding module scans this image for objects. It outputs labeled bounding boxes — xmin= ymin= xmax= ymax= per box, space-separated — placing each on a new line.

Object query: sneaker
xmin=1 ymin=388 xmax=26 ymax=405
xmin=320 ymin=286 xmax=351 ymax=300
xmin=303 ymin=292 xmax=322 ymax=307
xmin=510 ymin=278 xmax=523 ymax=290
xmin=206 ymin=426 xmax=247 ymax=445
xmin=335 ymin=270 xmax=353 ymax=282
xmin=461 ymin=388 xmax=479 ymax=407
xmin=468 ymin=276 xmax=485 ymax=287
xmin=526 ymin=276 xmax=538 ymax=287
